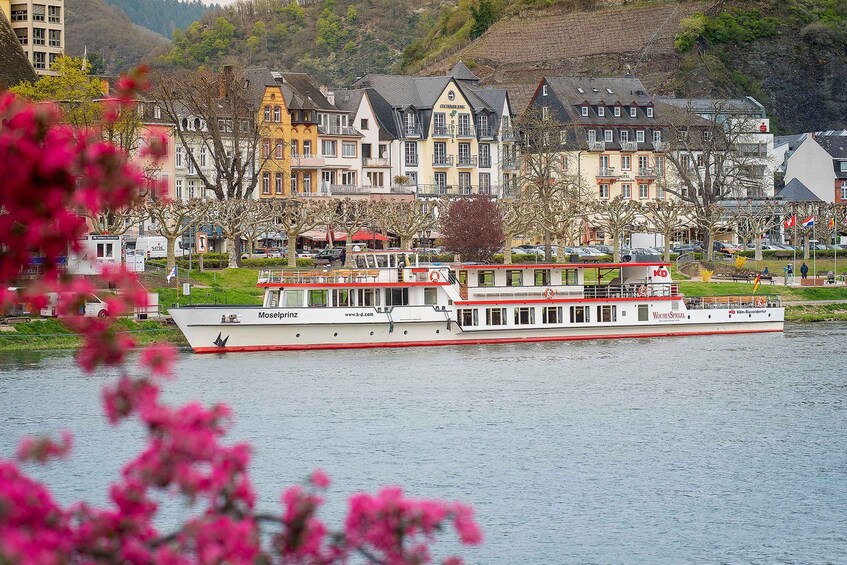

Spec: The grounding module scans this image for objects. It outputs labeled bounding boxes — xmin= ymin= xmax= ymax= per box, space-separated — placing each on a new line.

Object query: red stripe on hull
xmin=456 ymin=296 xmax=681 ymax=305
xmin=192 ymin=327 xmax=783 ymax=354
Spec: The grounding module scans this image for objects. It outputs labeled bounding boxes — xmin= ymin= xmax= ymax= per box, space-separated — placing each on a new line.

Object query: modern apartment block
xmin=354 ymin=61 xmax=516 ymax=198
xmin=0 ymin=0 xmax=64 ymax=75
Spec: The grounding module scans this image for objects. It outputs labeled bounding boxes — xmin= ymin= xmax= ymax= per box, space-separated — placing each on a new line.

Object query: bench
xmin=715 ymin=273 xmax=774 ymax=284
xmin=800 ymin=277 xmax=826 ymax=286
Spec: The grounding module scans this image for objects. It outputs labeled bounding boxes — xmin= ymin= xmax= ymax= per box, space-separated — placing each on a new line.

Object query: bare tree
xmin=271 ymin=199 xmax=329 ymax=268
xmin=642 ymin=200 xmax=694 ymax=262
xmin=590 ymin=196 xmax=642 ymax=262
xmin=84 ymin=204 xmax=148 ymax=237
xmin=329 ymin=198 xmax=371 ymax=267
xmin=240 ymin=201 xmax=278 ymax=261
xmin=536 ymin=196 xmax=585 ymax=264
xmin=516 ymin=107 xmax=589 ymax=261
xmin=374 ymin=200 xmax=440 ymax=251
xmin=732 ymin=200 xmax=783 ymax=261
xmin=658 ymin=101 xmax=771 ymax=260
xmin=497 ymin=198 xmax=538 ymax=265
xmin=153 ymin=66 xmax=272 ymax=261
xmin=145 ymin=198 xmax=210 ymax=271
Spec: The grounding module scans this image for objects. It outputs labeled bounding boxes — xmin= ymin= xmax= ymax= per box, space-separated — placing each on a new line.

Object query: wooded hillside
xmin=104 ymin=0 xmax=214 ymax=39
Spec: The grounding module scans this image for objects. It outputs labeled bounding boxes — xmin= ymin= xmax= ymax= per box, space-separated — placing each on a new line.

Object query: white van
xmin=133 ymin=237 xmax=185 ymax=259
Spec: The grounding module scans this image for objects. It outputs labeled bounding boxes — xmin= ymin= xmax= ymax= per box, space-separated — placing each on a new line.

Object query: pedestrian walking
xmin=800 ymin=262 xmax=809 ymax=279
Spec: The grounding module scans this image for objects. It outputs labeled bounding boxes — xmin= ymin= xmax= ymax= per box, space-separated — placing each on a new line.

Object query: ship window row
xmin=470 ymin=268 xmax=579 ymax=288
xmin=457 ymin=305 xmax=619 ymax=326
xmin=265 ymin=287 xmax=440 ymax=307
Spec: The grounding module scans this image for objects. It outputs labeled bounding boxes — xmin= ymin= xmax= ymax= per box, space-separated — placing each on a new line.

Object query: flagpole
xmin=792 ymin=204 xmax=797 ymax=286
xmin=834 ymin=217 xmax=838 ymax=284
xmin=813 ymin=222 xmax=816 ymax=281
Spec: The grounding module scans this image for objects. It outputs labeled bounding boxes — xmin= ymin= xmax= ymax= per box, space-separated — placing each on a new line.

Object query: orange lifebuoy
xmin=543 ymin=287 xmax=555 ymax=300
xmin=636 ymin=285 xmax=648 ymax=298
xmin=755 ymin=297 xmax=766 ymax=307
xmin=430 ymin=271 xmax=440 ymax=282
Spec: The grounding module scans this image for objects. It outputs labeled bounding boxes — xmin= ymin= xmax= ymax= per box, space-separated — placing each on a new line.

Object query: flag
xmin=801 ymin=216 xmax=815 ymax=228
xmin=167 ymin=266 xmax=177 ymax=283
xmin=752 ymin=274 xmax=761 ymax=294
xmin=783 ymin=215 xmax=796 ymax=229
xmin=829 ymin=217 xmax=835 ymax=229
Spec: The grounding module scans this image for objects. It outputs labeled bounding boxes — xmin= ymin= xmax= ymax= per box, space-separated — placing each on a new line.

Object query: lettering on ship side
xmin=258 ymin=311 xmax=299 ymax=319
xmin=652 ymin=311 xmax=686 ymax=320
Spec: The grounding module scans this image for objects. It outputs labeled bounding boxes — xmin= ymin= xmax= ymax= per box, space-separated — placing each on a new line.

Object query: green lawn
xmin=0 ymin=318 xmax=185 ymax=352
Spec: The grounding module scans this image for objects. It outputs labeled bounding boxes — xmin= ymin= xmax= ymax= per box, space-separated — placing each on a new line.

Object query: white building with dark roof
xmin=782 ymin=130 xmax=847 ymax=203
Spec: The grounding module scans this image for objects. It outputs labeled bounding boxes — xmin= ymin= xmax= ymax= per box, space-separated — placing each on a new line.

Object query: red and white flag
xmin=783 ymin=215 xmax=796 ymax=229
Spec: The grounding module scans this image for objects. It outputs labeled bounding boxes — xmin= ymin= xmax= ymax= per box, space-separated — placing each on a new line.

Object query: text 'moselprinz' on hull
xmin=168 ymin=250 xmax=784 ymax=353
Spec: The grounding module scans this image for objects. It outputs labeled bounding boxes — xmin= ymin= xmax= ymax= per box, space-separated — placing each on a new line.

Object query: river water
xmin=1 ymin=324 xmax=846 ymax=563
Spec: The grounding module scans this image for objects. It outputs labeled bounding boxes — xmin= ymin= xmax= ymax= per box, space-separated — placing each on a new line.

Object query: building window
xmin=264 ymin=106 xmax=271 ymax=122
xmin=542 ymin=106 xmax=550 ymax=121
xmin=32 ymin=4 xmax=45 ymax=21
xmin=33 ymin=28 xmax=45 ymax=45
xmin=154 ymin=105 xmax=161 ymax=120
xmin=404 ymin=142 xmax=417 ymax=166
xmin=275 ymin=173 xmax=284 ymax=194
xmin=581 ymin=106 xmax=589 ymax=117
xmin=366 ymin=171 xmax=382 ymax=187
xmin=636 ymin=130 xmax=645 ymax=143
xmin=620 ymin=130 xmax=629 ymax=143
xmin=360 ymin=118 xmax=369 ymax=130
xmin=542 ymin=84 xmax=548 ymax=96
xmin=479 ymin=144 xmax=490 ymax=167
xmin=646 ymin=106 xmax=654 ymax=118
xmin=303 ymin=141 xmax=312 ymax=156
xmin=433 ymin=112 xmax=447 ymax=136
xmin=703 ymin=131 xmax=711 ymax=141
xmin=599 ymin=183 xmax=609 ymax=199
xmin=621 ymin=183 xmax=631 ymax=199
xmin=604 ymin=130 xmax=613 ymax=143
xmin=597 ymin=305 xmax=617 ymax=322
xmin=14 ymin=29 xmax=27 ymax=45
xmin=434 ymin=172 xmax=447 ymax=191
xmin=290 ymin=174 xmax=298 ymax=193
xmin=275 ymin=140 xmax=283 ymax=159
xmin=48 ymin=29 xmax=60 ymax=47
xmin=262 ymin=172 xmax=270 ymax=194
xmin=187 ymin=180 xmax=195 ymax=199
xmin=614 ymin=106 xmax=621 ymax=117
xmin=486 ymin=308 xmax=507 ymax=326
xmin=542 ymin=306 xmax=562 ymax=324
xmin=341 ymin=171 xmax=356 ymax=185
xmin=598 ymin=106 xmax=605 ymax=117
xmin=33 ymin=51 xmax=46 ymax=70
xmin=405 ymin=112 xmax=417 ymax=135
xmin=261 ymin=139 xmax=270 ymax=159
xmin=198 ymin=146 xmax=206 ymax=168
xmin=273 ymin=106 xmax=281 ymax=122
xmin=639 ymin=183 xmax=649 ymax=199
xmin=321 ymin=140 xmax=337 ymax=157
xmin=342 ymin=142 xmax=356 ymax=158
xmin=638 ymin=155 xmax=649 ymax=172
xmin=621 ymin=155 xmax=631 ymax=170
xmin=587 ymin=129 xmax=597 ymax=145
xmin=303 ymin=173 xmax=312 ymax=193
xmin=11 ymin=4 xmax=27 ymax=21
xmin=458 ymin=309 xmax=479 ymax=327
xmin=514 ymin=307 xmax=535 ymax=325
xmin=175 ymin=179 xmax=183 ymax=200
xmin=175 ymin=146 xmax=183 ymax=168
xmin=48 ymin=5 xmax=60 ymax=22
xmin=655 ymin=156 xmax=665 ymax=174
xmin=653 ymin=130 xmax=662 ymax=144
xmin=630 ymin=106 xmax=637 ymax=118
xmin=570 ymin=306 xmax=590 ymax=323
xmin=290 ymin=140 xmax=298 ymax=157
xmin=479 ymin=173 xmax=491 ymax=194
xmin=840 ymin=162 xmax=847 ymax=173
xmin=841 ymin=181 xmax=847 ymax=200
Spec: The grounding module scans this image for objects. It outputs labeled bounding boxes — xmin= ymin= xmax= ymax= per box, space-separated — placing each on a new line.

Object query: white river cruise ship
xmin=169 ymin=250 xmax=784 ymax=353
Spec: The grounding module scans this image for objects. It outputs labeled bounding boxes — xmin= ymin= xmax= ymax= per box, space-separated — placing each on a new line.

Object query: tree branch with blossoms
xmin=0 ymin=69 xmax=482 ymax=564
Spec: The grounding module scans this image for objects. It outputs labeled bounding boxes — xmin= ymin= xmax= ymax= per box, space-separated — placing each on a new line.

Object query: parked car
xmin=590 ymin=245 xmax=613 ymax=255
xmin=296 ymin=249 xmax=316 ymax=259
xmin=713 ymin=241 xmax=738 ymax=255
xmin=313 ymin=247 xmax=345 ymax=265
xmin=579 ymin=247 xmax=607 ymax=257
xmin=672 ymin=244 xmax=696 ymax=254
xmin=40 ymin=293 xmax=109 ymax=318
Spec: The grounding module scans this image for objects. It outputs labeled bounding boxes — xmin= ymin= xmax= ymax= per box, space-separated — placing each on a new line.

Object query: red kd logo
xmin=653 ymin=268 xmax=669 ymax=277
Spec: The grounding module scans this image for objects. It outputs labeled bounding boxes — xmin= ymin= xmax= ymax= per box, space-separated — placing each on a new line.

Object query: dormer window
xmin=840 ymin=161 xmax=847 ymax=172
xmin=646 ymin=106 xmax=654 ymax=118
xmin=542 ymin=84 xmax=548 ymax=96
xmin=598 ymin=106 xmax=605 ymax=117
xmin=581 ymin=106 xmax=589 ymax=117
xmin=614 ymin=106 xmax=621 ymax=117
xmin=630 ymin=107 xmax=637 ymax=118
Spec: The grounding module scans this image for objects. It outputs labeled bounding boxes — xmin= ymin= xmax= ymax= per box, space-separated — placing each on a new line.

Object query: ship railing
xmin=583 ymin=283 xmax=680 ymax=299
xmin=468 ymin=286 xmax=584 ymax=300
xmin=684 ymin=295 xmax=781 ymax=309
xmin=258 ymin=269 xmax=383 ymax=285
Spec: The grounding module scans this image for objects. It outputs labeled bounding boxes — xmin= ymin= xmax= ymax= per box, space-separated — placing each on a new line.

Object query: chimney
xmin=219 ymin=65 xmax=234 ymax=98
xmin=320 ymin=84 xmax=335 ymax=105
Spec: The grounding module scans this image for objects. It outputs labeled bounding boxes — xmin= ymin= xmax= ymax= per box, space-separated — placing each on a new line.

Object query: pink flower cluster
xmin=0 ymin=80 xmax=483 ymax=564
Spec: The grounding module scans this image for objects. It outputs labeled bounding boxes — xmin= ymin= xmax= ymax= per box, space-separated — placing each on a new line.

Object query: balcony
xmin=500 ymin=127 xmax=518 ymax=141
xmin=291 ymin=154 xmax=325 ymax=168
xmin=653 ymin=141 xmax=669 ymax=152
xmin=432 ymin=154 xmax=454 ymax=167
xmin=503 ymin=158 xmax=519 ymax=170
xmin=415 ymin=184 xmax=503 ymax=198
xmin=456 ymin=155 xmax=478 ymax=167
xmin=405 ymin=156 xmax=418 ymax=167
xmin=597 ymin=167 xmax=617 ymax=178
xmin=363 ymin=157 xmax=390 ymax=168
xmin=432 ymin=124 xmax=453 ymax=138
xmin=636 ymin=167 xmax=656 ymax=178
xmin=479 ymin=157 xmax=491 ymax=168
xmin=455 ymin=125 xmax=475 ymax=138
xmin=588 ymin=141 xmax=606 ymax=152
xmin=620 ymin=141 xmax=638 ymax=152
xmin=478 ymin=126 xmax=495 ymax=140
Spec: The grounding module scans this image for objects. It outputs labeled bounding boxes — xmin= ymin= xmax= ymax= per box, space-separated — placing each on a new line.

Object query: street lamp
xmin=424 ymin=229 xmax=432 ymax=262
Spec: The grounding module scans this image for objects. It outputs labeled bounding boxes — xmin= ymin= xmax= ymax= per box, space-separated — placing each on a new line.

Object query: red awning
xmin=348 ymin=229 xmax=390 ymax=241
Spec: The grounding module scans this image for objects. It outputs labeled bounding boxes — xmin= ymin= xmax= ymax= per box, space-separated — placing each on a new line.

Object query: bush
xmin=240 ymin=257 xmax=315 ymax=268
xmin=735 ymin=255 xmax=748 ymax=269
xmin=699 ymin=267 xmax=714 ymax=282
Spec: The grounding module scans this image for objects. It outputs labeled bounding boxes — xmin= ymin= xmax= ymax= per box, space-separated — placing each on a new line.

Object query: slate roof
xmin=815 ymin=132 xmax=847 ymax=159
xmin=332 ymin=89 xmax=364 ymax=115
xmin=279 ymin=72 xmax=336 ymax=112
xmin=540 ymin=76 xmax=657 ymax=125
xmin=0 ymin=11 xmax=36 ymax=89
xmin=660 ymin=97 xmax=767 ymax=118
xmin=448 ymin=61 xmax=479 ymax=82
xmin=774 ymin=133 xmax=806 ymax=151
xmin=243 ymin=67 xmax=281 ymax=109
xmin=354 ymin=75 xmax=452 ymax=109
xmin=776 ymin=178 xmax=822 ymax=202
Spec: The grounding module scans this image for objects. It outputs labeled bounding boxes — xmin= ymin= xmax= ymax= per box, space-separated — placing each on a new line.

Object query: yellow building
xmin=0 ymin=0 xmax=65 ymax=75
xmin=248 ymin=73 xmax=293 ymax=200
